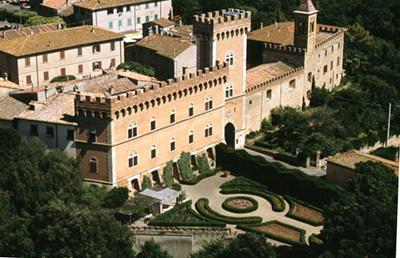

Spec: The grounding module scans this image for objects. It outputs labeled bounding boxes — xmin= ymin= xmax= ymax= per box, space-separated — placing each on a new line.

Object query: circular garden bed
xmin=222 ymin=196 xmax=258 ymax=213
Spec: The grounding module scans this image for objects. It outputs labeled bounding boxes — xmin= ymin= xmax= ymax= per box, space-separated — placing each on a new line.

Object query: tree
xmin=172 ymin=0 xmax=201 ymax=23
xmin=136 ymin=239 xmax=172 ymax=258
xmin=162 ymin=161 xmax=174 ymax=187
xmin=320 ymin=161 xmax=397 ymax=258
xmin=310 ymin=87 xmax=331 ymax=107
xmin=103 ymin=187 xmax=129 ymax=209
xmin=142 ymin=175 xmax=152 ymax=190
xmin=192 ymin=233 xmax=277 ymax=258
xmin=196 ymin=155 xmax=211 ymax=174
xmin=177 ymin=152 xmax=193 ymax=180
xmin=117 ymin=61 xmax=156 ymax=77
xmin=25 ymin=15 xmax=64 ymax=26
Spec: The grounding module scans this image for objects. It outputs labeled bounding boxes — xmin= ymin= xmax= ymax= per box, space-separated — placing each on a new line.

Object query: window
xmin=145 ymin=15 xmax=150 ymax=22
xmin=26 ymin=75 xmax=32 ymax=85
xmin=25 ymin=57 xmax=30 ymax=67
xmin=30 ymin=124 xmax=38 ymax=136
xmin=118 ymin=20 xmax=123 ymax=28
xmin=46 ymin=126 xmax=54 ymax=138
xmin=151 ymin=145 xmax=157 ymax=159
xmin=323 ymin=65 xmax=328 ymax=74
xmin=150 ymin=117 xmax=156 ymax=131
xmin=307 ymin=72 xmax=312 ymax=82
xmin=92 ymin=61 xmax=102 ymax=71
xmin=67 ymin=129 xmax=74 ymax=141
xmin=77 ymin=47 xmax=83 ymax=56
xmin=225 ymin=52 xmax=234 ymax=66
xmin=60 ymin=68 xmax=66 ymax=76
xmin=108 ymin=22 xmax=113 ymax=29
xmin=78 ymin=64 xmax=83 ymax=74
xmin=310 ymin=21 xmax=315 ymax=32
xmin=127 ymin=18 xmax=132 ymax=26
xmin=325 ymin=49 xmax=328 ymax=56
xmin=145 ymin=3 xmax=149 ymax=9
xmin=128 ymin=123 xmax=138 ymax=139
xmin=170 ymin=138 xmax=176 ymax=151
xmin=330 ymin=61 xmax=333 ymax=70
xmin=289 ymin=79 xmax=296 ymax=90
xmin=92 ymin=44 xmax=101 ymax=53
xmin=137 ymin=17 xmax=141 ymax=24
xmin=89 ymin=157 xmax=98 ymax=173
xmin=107 ymin=8 xmax=113 ymax=15
xmin=43 ymin=71 xmax=49 ymax=81
xmin=225 ymin=85 xmax=233 ymax=99
xmin=117 ymin=6 xmax=123 ymax=13
xmin=128 ymin=152 xmax=138 ymax=168
xmin=189 ymin=130 xmax=194 ymax=144
xmin=154 ymin=2 xmax=158 ymax=7
xmin=127 ymin=5 xmax=131 ymax=11
xmin=331 ymin=45 xmax=334 ymax=53
xmin=88 ymin=129 xmax=96 ymax=142
xmin=170 ymin=110 xmax=176 ymax=123
xmin=337 ymin=56 xmax=340 ymax=66
xmin=154 ymin=14 xmax=158 ymax=20
xmin=205 ymin=97 xmax=213 ymax=111
xmin=42 ymin=54 xmax=48 ymax=63
xmin=60 ymin=50 xmax=65 ymax=59
xmin=188 ymin=104 xmax=194 ymax=117
xmin=266 ymin=89 xmax=272 ymax=100
xmin=205 ymin=124 xmax=213 ymax=137
xmin=110 ymin=58 xmax=116 ymax=67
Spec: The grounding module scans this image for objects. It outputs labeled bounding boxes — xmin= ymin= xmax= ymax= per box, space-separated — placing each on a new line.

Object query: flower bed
xmin=149 ymin=201 xmax=225 ymax=227
xmin=222 ymin=196 xmax=258 ymax=213
xmin=285 ymin=196 xmax=324 ymax=226
xmin=238 ymin=220 xmax=306 ymax=245
xmin=195 ymin=198 xmax=262 ymax=225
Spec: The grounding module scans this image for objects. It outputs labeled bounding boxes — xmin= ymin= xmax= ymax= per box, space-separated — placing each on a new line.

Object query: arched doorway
xmin=224 ymin=123 xmax=235 ymax=148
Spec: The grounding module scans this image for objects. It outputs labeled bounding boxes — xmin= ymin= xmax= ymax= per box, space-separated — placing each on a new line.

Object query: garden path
xmin=182 ymin=172 xmax=323 ymax=246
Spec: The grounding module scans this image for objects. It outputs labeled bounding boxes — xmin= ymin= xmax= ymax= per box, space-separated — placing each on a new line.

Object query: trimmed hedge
xmin=180 ymin=170 xmax=216 ymax=185
xmin=284 ymin=196 xmax=324 ymax=226
xmin=195 ymin=198 xmax=262 ymax=225
xmin=221 ymin=176 xmax=266 ymax=190
xmin=216 ymin=143 xmax=346 ymax=207
xmin=220 ymin=187 xmax=285 ymax=212
xmin=178 ymin=152 xmax=193 ymax=180
xmin=222 ymin=196 xmax=258 ymax=213
xmin=238 ymin=220 xmax=306 ymax=245
xmin=149 ymin=201 xmax=225 ymax=227
xmin=50 ymin=75 xmax=76 ymax=83
xmin=171 ymin=183 xmax=182 ymax=191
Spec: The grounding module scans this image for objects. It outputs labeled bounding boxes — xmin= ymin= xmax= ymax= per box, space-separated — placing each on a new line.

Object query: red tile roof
xmin=295 ymin=0 xmax=317 ymax=13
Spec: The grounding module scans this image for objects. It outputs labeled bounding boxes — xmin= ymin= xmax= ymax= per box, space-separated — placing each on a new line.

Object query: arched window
xmin=225 ymin=52 xmax=234 ymax=66
xmin=128 ymin=123 xmax=138 ymax=139
xmin=170 ymin=109 xmax=176 ymax=124
xmin=89 ymin=157 xmax=98 ymax=173
xmin=128 ymin=152 xmax=138 ymax=168
xmin=170 ymin=137 xmax=176 ymax=151
xmin=225 ymin=84 xmax=234 ymax=99
xmin=188 ymin=130 xmax=194 ymax=144
xmin=150 ymin=116 xmax=156 ymax=131
xmin=151 ymin=145 xmax=157 ymax=159
xmin=188 ymin=104 xmax=194 ymax=117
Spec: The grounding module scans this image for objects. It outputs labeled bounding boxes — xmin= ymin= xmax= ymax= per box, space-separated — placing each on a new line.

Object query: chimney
xmin=3 ymin=72 xmax=8 ymax=81
xmin=154 ymin=25 xmax=159 ymax=34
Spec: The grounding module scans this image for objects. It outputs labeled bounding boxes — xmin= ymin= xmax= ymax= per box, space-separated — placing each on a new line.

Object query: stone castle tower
xmin=294 ymin=0 xmax=318 ymax=53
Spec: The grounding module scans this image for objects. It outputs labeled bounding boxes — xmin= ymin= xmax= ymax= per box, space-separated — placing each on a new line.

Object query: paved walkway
xmin=182 ymin=172 xmax=323 ymax=246
xmin=244 ymin=148 xmax=327 ymax=177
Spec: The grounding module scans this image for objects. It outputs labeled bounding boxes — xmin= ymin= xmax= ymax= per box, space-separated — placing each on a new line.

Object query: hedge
xmin=178 ymin=152 xmax=193 ymax=180
xmin=196 ymin=155 xmax=211 ymax=174
xmin=216 ymin=143 xmax=346 ymax=207
xmin=284 ymin=196 xmax=324 ymax=226
xmin=50 ymin=75 xmax=76 ymax=83
xmin=195 ymin=198 xmax=262 ymax=225
xmin=149 ymin=201 xmax=225 ymax=227
xmin=171 ymin=183 xmax=182 ymax=191
xmin=238 ymin=220 xmax=306 ymax=245
xmin=222 ymin=196 xmax=258 ymax=213
xmin=180 ymin=170 xmax=216 ymax=185
xmin=220 ymin=176 xmax=266 ymax=190
xmin=162 ymin=161 xmax=174 ymax=187
xmin=220 ymin=187 xmax=285 ymax=212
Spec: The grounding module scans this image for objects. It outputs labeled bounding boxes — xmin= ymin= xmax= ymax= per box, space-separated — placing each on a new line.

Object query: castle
xmin=75 ymin=0 xmax=344 ymax=190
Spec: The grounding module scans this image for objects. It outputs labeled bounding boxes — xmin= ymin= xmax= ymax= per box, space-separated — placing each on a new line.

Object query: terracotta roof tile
xmin=80 ymin=77 xmax=139 ymax=96
xmin=0 ymin=25 xmax=123 ymax=57
xmin=151 ymin=18 xmax=175 ymax=28
xmin=135 ymin=34 xmax=194 ymax=59
xmin=246 ymin=62 xmax=294 ymax=88
xmin=0 ymin=96 xmax=29 ymax=120
xmin=0 ymin=23 xmax=61 ymax=41
xmin=73 ymin=0 xmax=157 ymax=10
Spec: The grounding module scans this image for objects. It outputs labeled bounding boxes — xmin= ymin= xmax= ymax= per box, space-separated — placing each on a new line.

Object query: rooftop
xmin=16 ymin=93 xmax=76 ymax=125
xmin=246 ymin=62 xmax=294 ymax=88
xmin=73 ymin=0 xmax=160 ymax=10
xmin=0 ymin=96 xmax=29 ymax=121
xmin=135 ymin=34 xmax=194 ymax=59
xmin=248 ymin=22 xmax=336 ymax=46
xmin=295 ymin=0 xmax=318 ymax=14
xmin=0 ymin=23 xmax=61 ymax=41
xmin=0 ymin=25 xmax=123 ymax=57
xmin=151 ymin=18 xmax=175 ymax=28
xmin=327 ymin=150 xmax=399 ymax=174
xmin=168 ymin=25 xmax=193 ymax=40
xmin=117 ymin=70 xmax=160 ymax=83
xmin=78 ymin=76 xmax=140 ymax=97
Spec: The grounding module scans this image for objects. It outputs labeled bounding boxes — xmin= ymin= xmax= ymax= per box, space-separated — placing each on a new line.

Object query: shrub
xmin=162 ymin=161 xmax=174 ymax=187
xmin=25 ymin=15 xmax=63 ymax=26
xmin=102 ymin=187 xmax=129 ymax=209
xmin=261 ymin=118 xmax=273 ymax=131
xmin=216 ymin=143 xmax=346 ymax=207
xmin=177 ymin=152 xmax=193 ymax=180
xmin=171 ymin=183 xmax=182 ymax=191
xmin=117 ymin=61 xmax=156 ymax=77
xmin=50 ymin=75 xmax=76 ymax=83
xmin=195 ymin=198 xmax=262 ymax=225
xmin=141 ymin=175 xmax=152 ymax=190
xmin=371 ymin=147 xmax=398 ymax=161
xmin=180 ymin=170 xmax=216 ymax=185
xmin=196 ymin=155 xmax=211 ymax=174
xmin=222 ymin=196 xmax=258 ymax=213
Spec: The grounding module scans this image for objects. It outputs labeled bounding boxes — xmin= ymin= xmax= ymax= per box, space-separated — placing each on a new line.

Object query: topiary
xmin=141 ymin=175 xmax=152 ymax=190
xmin=196 ymin=155 xmax=211 ymax=174
xmin=50 ymin=75 xmax=76 ymax=83
xmin=177 ymin=152 xmax=193 ymax=180
xmin=162 ymin=161 xmax=174 ymax=187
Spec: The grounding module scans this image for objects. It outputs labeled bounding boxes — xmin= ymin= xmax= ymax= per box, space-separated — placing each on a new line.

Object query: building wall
xmin=74 ymin=0 xmax=172 ymax=33
xmin=0 ymin=53 xmax=18 ymax=83
xmin=326 ymin=162 xmax=354 ymax=186
xmin=9 ymin=39 xmax=124 ymax=87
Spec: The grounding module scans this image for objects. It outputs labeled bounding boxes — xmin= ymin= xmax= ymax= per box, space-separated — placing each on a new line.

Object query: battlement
xmin=315 ymin=27 xmax=345 ymax=49
xmin=246 ymin=66 xmax=304 ymax=93
xmin=76 ymin=62 xmax=229 ymax=119
xmin=194 ymin=9 xmax=251 ymax=25
xmin=264 ymin=43 xmax=307 ymax=55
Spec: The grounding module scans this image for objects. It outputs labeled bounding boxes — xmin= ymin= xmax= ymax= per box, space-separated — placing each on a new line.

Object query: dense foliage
xmin=0 ymin=128 xmax=135 ymax=258
xmin=141 ymin=175 xmax=152 ymax=190
xmin=162 ymin=161 xmax=174 ymax=187
xmin=117 ymin=61 xmax=156 ymax=77
xmin=136 ymin=239 xmax=173 ymax=258
xmin=177 ymin=152 xmax=193 ymax=180
xmin=196 ymin=155 xmax=211 ymax=174
xmin=50 ymin=75 xmax=76 ymax=83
